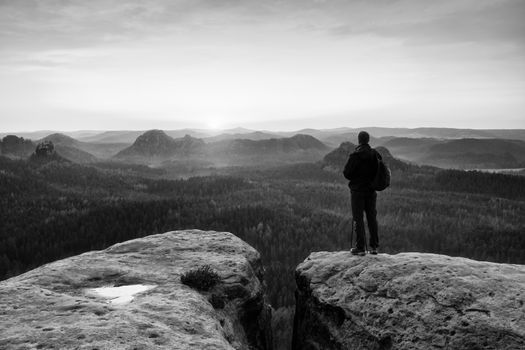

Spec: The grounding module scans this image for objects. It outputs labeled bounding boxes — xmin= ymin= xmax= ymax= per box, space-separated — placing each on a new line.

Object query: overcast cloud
xmin=1 ymin=0 xmax=524 ymax=131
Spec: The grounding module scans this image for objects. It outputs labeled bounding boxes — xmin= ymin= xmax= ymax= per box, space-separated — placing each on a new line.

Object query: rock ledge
xmin=0 ymin=230 xmax=272 ymax=350
xmin=293 ymin=251 xmax=525 ymax=350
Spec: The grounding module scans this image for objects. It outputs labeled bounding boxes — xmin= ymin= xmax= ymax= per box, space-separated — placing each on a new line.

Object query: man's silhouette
xmin=343 ymin=131 xmax=380 ymax=255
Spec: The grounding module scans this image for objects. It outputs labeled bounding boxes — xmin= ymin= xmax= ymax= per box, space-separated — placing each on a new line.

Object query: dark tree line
xmin=435 ymin=169 xmax=525 ymax=199
xmin=1 ymin=156 xmax=524 ymax=312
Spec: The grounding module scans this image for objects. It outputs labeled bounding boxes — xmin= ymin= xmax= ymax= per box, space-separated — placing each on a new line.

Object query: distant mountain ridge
xmin=0 ymin=133 xmax=94 ymax=163
xmin=269 ymin=127 xmax=525 ymax=144
xmin=79 ymin=129 xmax=212 ymax=144
xmin=115 ymin=130 xmax=330 ymax=165
xmin=115 ymin=130 xmax=206 ymax=160
xmin=210 ymin=134 xmax=328 ymax=155
xmin=38 ymin=133 xmax=130 ymax=162
xmin=382 ymin=137 xmax=525 ymax=169
xmin=204 ymin=131 xmax=282 ymax=142
xmin=423 ymin=138 xmax=525 ymax=169
xmin=4 ymin=127 xmax=525 ymax=170
xmin=428 ymin=138 xmax=525 ymax=157
xmin=4 ymin=127 xmax=525 ymax=144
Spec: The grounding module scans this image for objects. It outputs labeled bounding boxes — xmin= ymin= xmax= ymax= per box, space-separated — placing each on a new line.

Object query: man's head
xmin=358 ymin=131 xmax=370 ymax=145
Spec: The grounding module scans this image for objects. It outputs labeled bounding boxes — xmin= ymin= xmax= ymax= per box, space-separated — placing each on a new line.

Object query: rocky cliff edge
xmin=293 ymin=251 xmax=525 ymax=350
xmin=0 ymin=230 xmax=272 ymax=350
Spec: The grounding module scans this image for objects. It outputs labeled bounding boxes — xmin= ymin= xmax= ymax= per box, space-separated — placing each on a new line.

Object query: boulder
xmin=0 ymin=230 xmax=272 ymax=350
xmin=293 ymin=252 xmax=525 ymax=350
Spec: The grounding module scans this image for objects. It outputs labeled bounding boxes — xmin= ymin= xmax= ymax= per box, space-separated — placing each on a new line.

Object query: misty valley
xmin=1 ymin=127 xmax=525 ymax=349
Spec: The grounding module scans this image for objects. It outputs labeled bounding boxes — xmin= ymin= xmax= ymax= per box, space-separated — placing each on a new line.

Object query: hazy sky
xmin=1 ymin=0 xmax=524 ymax=131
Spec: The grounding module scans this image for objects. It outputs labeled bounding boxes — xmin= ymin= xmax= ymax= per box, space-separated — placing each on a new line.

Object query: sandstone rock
xmin=293 ymin=252 xmax=525 ymax=350
xmin=0 ymin=230 xmax=272 ymax=350
xmin=35 ymin=141 xmax=56 ymax=157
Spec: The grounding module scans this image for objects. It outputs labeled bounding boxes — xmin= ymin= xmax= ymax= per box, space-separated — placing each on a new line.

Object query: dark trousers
xmin=351 ymin=191 xmax=379 ymax=250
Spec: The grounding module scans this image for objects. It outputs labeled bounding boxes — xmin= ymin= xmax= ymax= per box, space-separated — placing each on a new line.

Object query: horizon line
xmin=2 ymin=125 xmax=525 ymax=135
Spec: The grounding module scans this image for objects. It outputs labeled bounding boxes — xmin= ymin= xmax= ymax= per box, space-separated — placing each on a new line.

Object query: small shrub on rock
xmin=181 ymin=265 xmax=220 ymax=291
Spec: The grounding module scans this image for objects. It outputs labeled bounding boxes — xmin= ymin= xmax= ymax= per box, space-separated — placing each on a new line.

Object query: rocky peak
xmin=0 ymin=230 xmax=273 ymax=350
xmin=133 ymin=129 xmax=175 ymax=153
xmin=35 ymin=140 xmax=56 ymax=157
xmin=293 ymin=251 xmax=525 ymax=350
xmin=114 ymin=129 xmax=176 ymax=158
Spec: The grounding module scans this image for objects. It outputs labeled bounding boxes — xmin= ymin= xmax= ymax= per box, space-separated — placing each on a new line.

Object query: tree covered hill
xmin=41 ymin=133 xmax=98 ymax=163
xmin=0 ymin=135 xmax=35 ymax=158
xmin=114 ymin=130 xmax=331 ymax=166
xmin=115 ymin=129 xmax=206 ymax=159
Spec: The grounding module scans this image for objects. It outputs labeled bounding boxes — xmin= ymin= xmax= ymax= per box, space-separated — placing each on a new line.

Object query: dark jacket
xmin=343 ymin=144 xmax=380 ymax=192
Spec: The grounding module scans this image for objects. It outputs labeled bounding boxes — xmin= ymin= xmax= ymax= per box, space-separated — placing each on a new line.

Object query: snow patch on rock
xmin=86 ymin=284 xmax=156 ymax=305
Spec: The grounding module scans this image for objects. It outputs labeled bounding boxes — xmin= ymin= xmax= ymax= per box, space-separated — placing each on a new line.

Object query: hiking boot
xmin=369 ymin=247 xmax=378 ymax=255
xmin=350 ymin=248 xmax=366 ymax=256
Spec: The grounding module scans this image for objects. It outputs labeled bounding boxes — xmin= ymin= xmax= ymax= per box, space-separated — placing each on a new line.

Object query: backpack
xmin=371 ymin=152 xmax=391 ymax=191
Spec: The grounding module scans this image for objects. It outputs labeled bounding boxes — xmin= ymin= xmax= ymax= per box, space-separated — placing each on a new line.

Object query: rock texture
xmin=0 ymin=230 xmax=272 ymax=350
xmin=293 ymin=252 xmax=525 ymax=350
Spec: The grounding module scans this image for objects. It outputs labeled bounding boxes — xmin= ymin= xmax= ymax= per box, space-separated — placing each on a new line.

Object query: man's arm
xmin=343 ymin=154 xmax=356 ymax=180
xmin=372 ymin=150 xmax=381 ymax=176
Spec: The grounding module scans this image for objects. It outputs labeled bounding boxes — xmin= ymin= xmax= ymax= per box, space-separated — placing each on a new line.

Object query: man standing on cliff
xmin=343 ymin=131 xmax=380 ymax=256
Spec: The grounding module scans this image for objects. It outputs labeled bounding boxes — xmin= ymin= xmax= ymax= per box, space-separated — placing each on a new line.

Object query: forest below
xmin=1 ymin=155 xmax=524 ymax=349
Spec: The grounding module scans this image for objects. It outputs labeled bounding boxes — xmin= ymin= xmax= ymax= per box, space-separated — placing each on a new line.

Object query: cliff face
xmin=293 ymin=252 xmax=525 ymax=350
xmin=0 ymin=230 xmax=272 ymax=350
